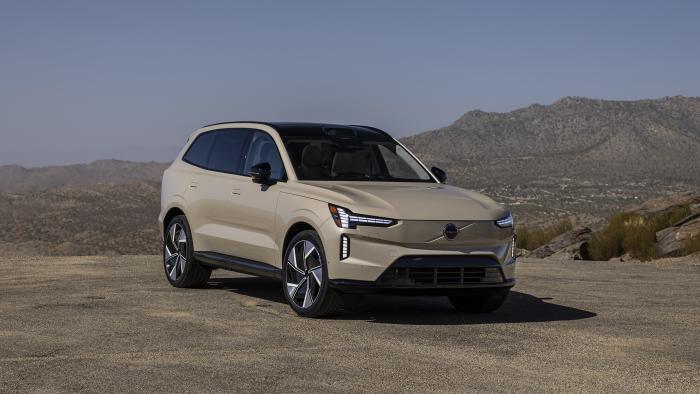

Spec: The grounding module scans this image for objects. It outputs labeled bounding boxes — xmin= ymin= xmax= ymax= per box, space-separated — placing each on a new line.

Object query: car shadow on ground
xmin=206 ymin=277 xmax=597 ymax=325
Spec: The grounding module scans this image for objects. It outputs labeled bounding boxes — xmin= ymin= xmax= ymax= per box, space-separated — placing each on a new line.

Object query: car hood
xmin=289 ymin=181 xmax=508 ymax=221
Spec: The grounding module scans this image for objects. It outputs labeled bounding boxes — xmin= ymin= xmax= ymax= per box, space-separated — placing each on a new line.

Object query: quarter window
xmin=182 ymin=132 xmax=216 ymax=168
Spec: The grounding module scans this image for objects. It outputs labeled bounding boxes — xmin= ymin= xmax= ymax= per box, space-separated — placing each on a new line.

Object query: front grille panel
xmin=378 ymin=266 xmax=504 ymax=287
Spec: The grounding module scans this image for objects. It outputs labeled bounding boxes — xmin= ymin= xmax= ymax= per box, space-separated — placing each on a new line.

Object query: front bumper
xmin=329 ymin=254 xmax=516 ymax=295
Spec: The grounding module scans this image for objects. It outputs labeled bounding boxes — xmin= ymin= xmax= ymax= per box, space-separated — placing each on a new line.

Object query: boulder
xmin=547 ymin=241 xmax=591 ymax=261
xmin=656 ymin=214 xmax=700 ymax=257
xmin=626 ymin=191 xmax=700 ymax=218
xmin=529 ymin=227 xmax=592 ymax=259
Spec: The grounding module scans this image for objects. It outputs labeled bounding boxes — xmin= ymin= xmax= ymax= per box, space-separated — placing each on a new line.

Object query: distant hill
xmin=1 ymin=181 xmax=161 ymax=256
xmin=402 ymin=96 xmax=700 ymax=223
xmin=403 ymin=96 xmax=700 ymax=181
xmin=0 ymin=160 xmax=169 ymax=193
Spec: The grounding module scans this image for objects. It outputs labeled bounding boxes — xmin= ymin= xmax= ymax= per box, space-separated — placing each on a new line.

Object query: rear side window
xmin=183 ymin=132 xmax=216 ymax=167
xmin=207 ymin=129 xmax=251 ymax=174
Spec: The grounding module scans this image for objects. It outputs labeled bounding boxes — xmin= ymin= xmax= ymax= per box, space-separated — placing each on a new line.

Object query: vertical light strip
xmin=340 ymin=235 xmax=350 ymax=260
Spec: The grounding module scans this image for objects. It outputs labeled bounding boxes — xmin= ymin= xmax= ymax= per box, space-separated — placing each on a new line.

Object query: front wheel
xmin=282 ymin=230 xmax=343 ymax=317
xmin=448 ymin=288 xmax=510 ymax=313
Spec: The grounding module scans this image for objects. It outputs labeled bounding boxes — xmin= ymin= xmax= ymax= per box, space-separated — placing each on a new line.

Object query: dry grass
xmin=588 ymin=205 xmax=691 ymax=261
xmin=517 ymin=220 xmax=573 ymax=251
xmin=685 ymin=233 xmax=700 ymax=255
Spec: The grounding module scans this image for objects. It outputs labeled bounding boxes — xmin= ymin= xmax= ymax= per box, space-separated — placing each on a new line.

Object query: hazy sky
xmin=1 ymin=0 xmax=699 ymax=166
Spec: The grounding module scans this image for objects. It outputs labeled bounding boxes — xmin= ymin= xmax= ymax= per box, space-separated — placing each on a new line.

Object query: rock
xmin=619 ymin=253 xmax=637 ymax=262
xmin=530 ymin=227 xmax=592 ymax=259
xmin=547 ymin=241 xmax=591 ymax=261
xmin=626 ymin=191 xmax=700 ymax=218
xmin=656 ymin=215 xmax=700 ymax=257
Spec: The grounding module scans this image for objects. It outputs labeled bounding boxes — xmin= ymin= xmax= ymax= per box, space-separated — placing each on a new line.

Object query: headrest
xmin=301 ymin=145 xmax=322 ymax=167
xmin=332 ymin=151 xmax=367 ymax=175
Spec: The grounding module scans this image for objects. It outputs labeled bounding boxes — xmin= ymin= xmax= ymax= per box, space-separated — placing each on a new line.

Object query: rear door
xmin=183 ymin=128 xmax=251 ymax=254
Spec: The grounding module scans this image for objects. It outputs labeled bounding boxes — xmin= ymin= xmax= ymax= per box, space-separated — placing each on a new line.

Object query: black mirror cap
xmin=431 ymin=166 xmax=447 ymax=183
xmin=249 ymin=162 xmax=273 ymax=184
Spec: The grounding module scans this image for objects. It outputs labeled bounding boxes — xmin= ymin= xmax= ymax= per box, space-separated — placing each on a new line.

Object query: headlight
xmin=328 ymin=204 xmax=397 ymax=229
xmin=495 ymin=213 xmax=514 ymax=228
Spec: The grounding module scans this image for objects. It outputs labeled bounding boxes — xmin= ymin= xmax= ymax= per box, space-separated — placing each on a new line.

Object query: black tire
xmin=281 ymin=230 xmax=343 ymax=317
xmin=448 ymin=288 xmax=510 ymax=313
xmin=163 ymin=215 xmax=211 ymax=288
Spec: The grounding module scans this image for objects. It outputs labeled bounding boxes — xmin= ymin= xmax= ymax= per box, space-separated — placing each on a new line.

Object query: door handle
xmin=231 ymin=188 xmax=241 ymax=196
xmin=189 ymin=182 xmax=198 ymax=189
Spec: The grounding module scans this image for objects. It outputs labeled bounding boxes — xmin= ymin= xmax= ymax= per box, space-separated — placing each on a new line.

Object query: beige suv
xmin=159 ymin=122 xmax=516 ymax=317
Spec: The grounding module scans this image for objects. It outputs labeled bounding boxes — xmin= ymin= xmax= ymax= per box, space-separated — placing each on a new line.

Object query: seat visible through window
xmin=244 ymin=132 xmax=284 ymax=180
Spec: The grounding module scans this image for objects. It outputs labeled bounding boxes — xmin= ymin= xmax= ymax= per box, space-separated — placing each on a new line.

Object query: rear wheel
xmin=448 ymin=288 xmax=510 ymax=313
xmin=163 ymin=215 xmax=211 ymax=288
xmin=282 ymin=230 xmax=343 ymax=317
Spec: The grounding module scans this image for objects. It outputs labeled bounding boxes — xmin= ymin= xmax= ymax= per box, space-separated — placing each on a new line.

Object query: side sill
xmin=193 ymin=251 xmax=281 ymax=280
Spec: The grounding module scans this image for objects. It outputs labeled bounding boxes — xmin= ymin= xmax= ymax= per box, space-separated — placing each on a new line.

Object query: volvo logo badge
xmin=443 ymin=223 xmax=458 ymax=240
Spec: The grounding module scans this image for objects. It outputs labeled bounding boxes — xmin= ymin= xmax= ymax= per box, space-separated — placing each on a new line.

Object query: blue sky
xmin=1 ymin=0 xmax=699 ymax=166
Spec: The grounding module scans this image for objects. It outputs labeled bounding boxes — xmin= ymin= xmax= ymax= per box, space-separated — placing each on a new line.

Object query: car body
xmin=159 ymin=122 xmax=516 ymax=317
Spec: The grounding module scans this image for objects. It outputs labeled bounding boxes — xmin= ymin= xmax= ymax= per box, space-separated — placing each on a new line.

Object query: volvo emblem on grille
xmin=443 ymin=223 xmax=458 ymax=240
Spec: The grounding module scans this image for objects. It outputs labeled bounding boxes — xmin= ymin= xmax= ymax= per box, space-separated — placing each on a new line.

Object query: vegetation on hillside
xmin=588 ymin=206 xmax=691 ymax=261
xmin=684 ymin=233 xmax=700 ymax=255
xmin=517 ymin=220 xmax=573 ymax=251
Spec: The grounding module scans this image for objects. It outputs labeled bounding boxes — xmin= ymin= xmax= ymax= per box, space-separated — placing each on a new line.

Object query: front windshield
xmin=282 ymin=136 xmax=434 ymax=182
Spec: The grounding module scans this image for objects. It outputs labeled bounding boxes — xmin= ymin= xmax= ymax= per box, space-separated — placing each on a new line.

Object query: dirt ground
xmin=1 ymin=256 xmax=698 ymax=393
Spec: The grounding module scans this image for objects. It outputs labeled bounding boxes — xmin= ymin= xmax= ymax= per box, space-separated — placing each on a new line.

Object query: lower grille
xmin=377 ymin=266 xmax=504 ymax=287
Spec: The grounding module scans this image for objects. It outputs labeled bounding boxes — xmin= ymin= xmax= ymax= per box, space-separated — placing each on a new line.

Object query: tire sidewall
xmin=282 ymin=230 xmax=331 ymax=316
xmin=163 ymin=215 xmax=195 ymax=287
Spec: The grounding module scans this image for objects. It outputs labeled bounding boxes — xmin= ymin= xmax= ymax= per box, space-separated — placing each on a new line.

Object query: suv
xmin=159 ymin=122 xmax=516 ymax=317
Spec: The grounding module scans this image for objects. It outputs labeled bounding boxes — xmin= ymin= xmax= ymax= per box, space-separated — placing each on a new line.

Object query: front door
xmin=227 ymin=130 xmax=286 ymax=266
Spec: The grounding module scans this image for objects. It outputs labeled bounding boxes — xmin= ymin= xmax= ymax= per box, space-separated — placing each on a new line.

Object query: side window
xmin=243 ymin=131 xmax=285 ymax=180
xmin=207 ymin=129 xmax=251 ymax=174
xmin=182 ymin=132 xmax=216 ymax=168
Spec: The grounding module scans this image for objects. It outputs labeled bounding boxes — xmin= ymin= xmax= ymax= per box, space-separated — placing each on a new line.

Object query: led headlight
xmin=495 ymin=213 xmax=514 ymax=228
xmin=328 ymin=204 xmax=397 ymax=229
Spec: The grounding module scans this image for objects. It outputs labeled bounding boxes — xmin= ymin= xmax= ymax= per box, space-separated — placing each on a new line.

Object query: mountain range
xmin=402 ymin=96 xmax=700 ymax=223
xmin=1 ymin=96 xmax=699 ymax=255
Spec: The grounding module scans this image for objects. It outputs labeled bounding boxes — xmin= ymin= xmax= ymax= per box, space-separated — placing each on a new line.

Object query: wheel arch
xmin=163 ymin=207 xmax=186 ymax=235
xmin=282 ymin=221 xmax=319 ymax=261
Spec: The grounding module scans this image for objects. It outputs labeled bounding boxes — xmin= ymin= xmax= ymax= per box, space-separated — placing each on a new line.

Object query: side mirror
xmin=248 ymin=162 xmax=273 ymax=184
xmin=431 ymin=166 xmax=447 ymax=183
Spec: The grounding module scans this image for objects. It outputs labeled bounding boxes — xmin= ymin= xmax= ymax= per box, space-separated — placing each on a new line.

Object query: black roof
xmin=201 ymin=121 xmax=394 ymax=140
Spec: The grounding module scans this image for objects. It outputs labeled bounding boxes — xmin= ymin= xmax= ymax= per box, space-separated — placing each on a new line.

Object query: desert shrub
xmin=684 ymin=233 xmax=700 ymax=255
xmin=588 ymin=213 xmax=635 ymax=260
xmin=588 ymin=205 xmax=691 ymax=261
xmin=517 ymin=220 xmax=573 ymax=250
xmin=648 ymin=205 xmax=691 ymax=231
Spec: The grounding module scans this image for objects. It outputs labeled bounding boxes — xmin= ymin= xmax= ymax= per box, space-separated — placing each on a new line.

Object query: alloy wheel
xmin=164 ymin=223 xmax=188 ymax=281
xmin=286 ymin=240 xmax=323 ymax=308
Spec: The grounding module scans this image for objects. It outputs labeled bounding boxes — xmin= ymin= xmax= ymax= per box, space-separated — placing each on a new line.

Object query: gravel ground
xmin=0 ymin=256 xmax=698 ymax=393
